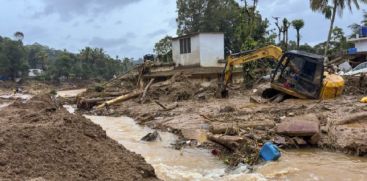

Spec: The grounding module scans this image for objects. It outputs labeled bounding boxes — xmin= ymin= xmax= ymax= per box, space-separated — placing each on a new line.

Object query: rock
xmin=273 ymin=136 xmax=286 ymax=145
xmin=293 ymin=137 xmax=307 ymax=145
xmin=249 ymin=96 xmax=267 ymax=104
xmin=309 ymin=133 xmax=321 ymax=145
xmin=276 ymin=114 xmax=320 ymax=136
xmin=141 ymin=131 xmax=161 ymax=142
xmin=220 ymin=106 xmax=236 ymax=113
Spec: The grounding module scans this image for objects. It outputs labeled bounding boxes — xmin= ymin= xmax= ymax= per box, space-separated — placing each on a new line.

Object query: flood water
xmin=59 ymin=90 xmax=367 ymax=181
xmin=86 ymin=115 xmax=367 ymax=181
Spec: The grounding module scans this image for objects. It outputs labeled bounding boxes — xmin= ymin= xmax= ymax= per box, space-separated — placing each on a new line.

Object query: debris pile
xmin=343 ymin=74 xmax=367 ymax=95
xmin=0 ymin=94 xmax=159 ymax=181
xmin=77 ymin=71 xmax=217 ymax=110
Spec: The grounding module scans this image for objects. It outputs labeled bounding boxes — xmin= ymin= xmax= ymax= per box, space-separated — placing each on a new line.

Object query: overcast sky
xmin=0 ymin=0 xmax=366 ymax=59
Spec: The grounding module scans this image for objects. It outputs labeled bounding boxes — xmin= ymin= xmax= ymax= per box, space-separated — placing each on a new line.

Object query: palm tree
xmin=282 ymin=18 xmax=291 ymax=50
xmin=310 ymin=0 xmax=367 ymax=59
xmin=292 ymin=19 xmax=305 ymax=49
xmin=14 ymin=31 xmax=24 ymax=41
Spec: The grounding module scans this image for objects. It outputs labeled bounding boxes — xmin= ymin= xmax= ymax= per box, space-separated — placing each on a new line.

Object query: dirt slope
xmin=0 ymin=94 xmax=160 ymax=181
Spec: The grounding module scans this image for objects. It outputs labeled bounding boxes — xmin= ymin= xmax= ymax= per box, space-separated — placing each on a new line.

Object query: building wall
xmin=355 ymin=41 xmax=367 ymax=52
xmin=172 ymin=35 xmax=200 ymax=67
xmin=198 ymin=33 xmax=225 ymax=67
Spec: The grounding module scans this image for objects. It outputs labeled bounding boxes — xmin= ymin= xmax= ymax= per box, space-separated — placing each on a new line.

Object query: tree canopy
xmin=0 ymin=34 xmax=134 ymax=82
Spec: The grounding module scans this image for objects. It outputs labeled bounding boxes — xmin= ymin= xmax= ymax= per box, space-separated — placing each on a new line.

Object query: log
xmin=209 ymin=123 xmax=239 ymax=135
xmin=153 ymin=100 xmax=168 ymax=109
xmin=335 ymin=112 xmax=367 ymax=125
xmin=140 ymin=78 xmax=155 ymax=103
xmin=209 ymin=121 xmax=275 ymax=134
xmin=153 ymin=100 xmax=178 ymax=111
xmin=207 ymin=134 xmax=244 ymax=151
xmin=80 ymin=97 xmax=115 ymax=104
xmin=96 ymin=90 xmax=143 ymax=109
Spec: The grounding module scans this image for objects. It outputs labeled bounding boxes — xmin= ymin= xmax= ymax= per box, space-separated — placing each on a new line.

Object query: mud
xmin=0 ymin=94 xmax=159 ymax=181
xmin=77 ymin=71 xmax=367 ymax=167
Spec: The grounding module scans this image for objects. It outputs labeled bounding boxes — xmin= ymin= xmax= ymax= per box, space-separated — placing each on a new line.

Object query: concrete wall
xmin=198 ymin=34 xmax=225 ymax=67
xmin=172 ymin=35 xmax=200 ymax=67
xmin=355 ymin=41 xmax=367 ymax=52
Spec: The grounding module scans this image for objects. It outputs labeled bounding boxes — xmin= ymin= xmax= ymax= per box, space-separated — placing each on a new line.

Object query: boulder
xmin=276 ymin=114 xmax=320 ymax=136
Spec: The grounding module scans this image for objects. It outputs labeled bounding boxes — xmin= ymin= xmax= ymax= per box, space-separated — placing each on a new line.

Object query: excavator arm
xmin=219 ymin=45 xmax=283 ymax=97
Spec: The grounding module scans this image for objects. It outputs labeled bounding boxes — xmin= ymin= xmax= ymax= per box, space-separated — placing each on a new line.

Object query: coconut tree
xmin=14 ymin=32 xmax=24 ymax=41
xmin=292 ymin=19 xmax=305 ymax=49
xmin=282 ymin=18 xmax=291 ymax=50
xmin=310 ymin=0 xmax=367 ymax=59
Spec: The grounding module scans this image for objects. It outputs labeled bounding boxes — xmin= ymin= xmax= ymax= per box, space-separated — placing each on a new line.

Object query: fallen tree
xmin=207 ymin=134 xmax=244 ymax=151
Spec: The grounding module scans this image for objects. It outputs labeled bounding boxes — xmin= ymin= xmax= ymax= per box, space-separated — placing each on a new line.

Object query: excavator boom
xmin=224 ymin=45 xmax=283 ymax=85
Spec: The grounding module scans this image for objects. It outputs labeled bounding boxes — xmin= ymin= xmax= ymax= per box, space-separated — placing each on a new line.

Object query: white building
xmin=28 ymin=69 xmax=43 ymax=77
xmin=171 ymin=32 xmax=224 ymax=67
xmin=348 ymin=34 xmax=367 ymax=52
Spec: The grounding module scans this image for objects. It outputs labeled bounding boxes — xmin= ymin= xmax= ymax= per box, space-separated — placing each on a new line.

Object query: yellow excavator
xmin=219 ymin=45 xmax=345 ymax=100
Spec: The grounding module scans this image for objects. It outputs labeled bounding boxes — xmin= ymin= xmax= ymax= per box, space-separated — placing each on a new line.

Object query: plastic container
xmin=361 ymin=26 xmax=367 ymax=37
xmin=259 ymin=142 xmax=281 ymax=161
xmin=348 ymin=48 xmax=358 ymax=54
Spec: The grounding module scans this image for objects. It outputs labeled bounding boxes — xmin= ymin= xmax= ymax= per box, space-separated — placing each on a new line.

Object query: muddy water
xmin=85 ymin=115 xmax=253 ymax=181
xmin=58 ymin=90 xmax=367 ymax=181
xmin=85 ymin=115 xmax=367 ymax=181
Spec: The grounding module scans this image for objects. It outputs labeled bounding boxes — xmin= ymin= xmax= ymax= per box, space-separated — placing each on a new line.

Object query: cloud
xmin=146 ymin=29 xmax=167 ymax=38
xmin=89 ymin=37 xmax=128 ymax=48
xmin=34 ymin=0 xmax=142 ymax=20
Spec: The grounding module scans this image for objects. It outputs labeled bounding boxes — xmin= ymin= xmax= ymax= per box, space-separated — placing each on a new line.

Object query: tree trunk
xmin=285 ymin=29 xmax=289 ymax=50
xmin=296 ymin=29 xmax=300 ymax=49
xmin=324 ymin=4 xmax=337 ymax=61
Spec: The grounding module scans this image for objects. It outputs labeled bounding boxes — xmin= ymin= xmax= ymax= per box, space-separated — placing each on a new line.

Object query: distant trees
xmin=310 ymin=0 xmax=367 ymax=58
xmin=0 ymin=34 xmax=134 ymax=82
xmin=0 ymin=36 xmax=28 ymax=80
xmin=292 ymin=19 xmax=305 ymax=49
xmin=154 ymin=36 xmax=173 ymax=63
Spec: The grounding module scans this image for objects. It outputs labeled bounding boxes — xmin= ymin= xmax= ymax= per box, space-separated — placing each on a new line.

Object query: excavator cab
xmin=270 ymin=51 xmax=324 ymax=99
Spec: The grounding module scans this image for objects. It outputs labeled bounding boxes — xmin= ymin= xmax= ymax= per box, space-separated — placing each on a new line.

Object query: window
xmin=179 ymin=38 xmax=191 ymax=54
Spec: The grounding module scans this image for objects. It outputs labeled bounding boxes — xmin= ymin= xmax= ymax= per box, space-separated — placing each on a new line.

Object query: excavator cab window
xmin=272 ymin=51 xmax=324 ymax=99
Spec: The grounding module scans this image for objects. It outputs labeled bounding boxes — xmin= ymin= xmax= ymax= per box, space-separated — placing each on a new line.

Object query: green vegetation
xmin=310 ymin=0 xmax=367 ymax=57
xmin=0 ymin=34 xmax=134 ymax=82
xmin=291 ymin=19 xmax=305 ymax=49
xmin=154 ymin=36 xmax=173 ymax=63
xmin=175 ymin=0 xmax=274 ymax=53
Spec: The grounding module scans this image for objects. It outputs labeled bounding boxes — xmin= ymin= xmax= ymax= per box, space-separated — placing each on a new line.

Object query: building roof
xmin=287 ymin=50 xmax=324 ymax=60
xmin=348 ymin=36 xmax=367 ymax=42
xmin=171 ymin=32 xmax=223 ymax=40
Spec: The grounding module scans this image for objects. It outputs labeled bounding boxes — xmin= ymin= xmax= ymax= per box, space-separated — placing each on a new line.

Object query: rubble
xmin=73 ymin=65 xmax=367 ymax=167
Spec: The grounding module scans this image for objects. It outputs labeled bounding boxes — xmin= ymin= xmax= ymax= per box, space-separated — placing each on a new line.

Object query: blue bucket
xmin=259 ymin=142 xmax=281 ymax=161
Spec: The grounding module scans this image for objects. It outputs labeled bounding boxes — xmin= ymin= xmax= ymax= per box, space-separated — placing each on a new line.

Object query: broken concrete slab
xmin=276 ymin=114 xmax=320 ymax=136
